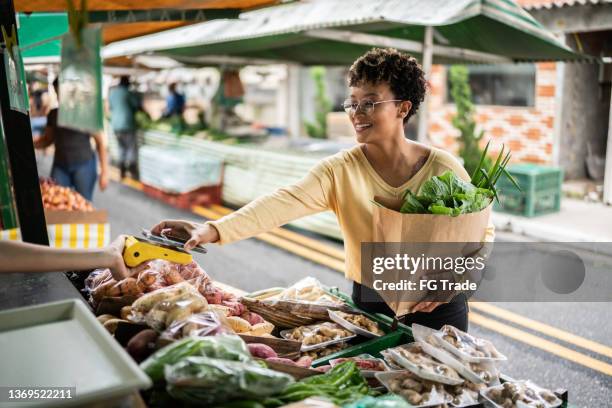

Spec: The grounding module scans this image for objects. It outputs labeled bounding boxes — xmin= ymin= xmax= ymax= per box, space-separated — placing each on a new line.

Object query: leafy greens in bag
xmin=399 ymin=142 xmax=519 ymax=216
xmin=140 ymin=334 xmax=251 ymax=382
xmin=165 ymin=356 xmax=294 ymax=405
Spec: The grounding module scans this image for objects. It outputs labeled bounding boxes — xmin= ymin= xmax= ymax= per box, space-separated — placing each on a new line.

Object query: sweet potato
xmin=116 ymin=278 xmax=141 ymax=297
xmin=241 ymin=312 xmax=265 ymax=326
xmin=265 ymin=357 xmax=297 ymax=366
xmin=247 ymin=343 xmax=277 ymax=359
xmin=295 ymin=356 xmax=313 ymax=368
xmin=222 ymin=301 xmax=246 ymax=316
xmin=127 ymin=329 xmax=158 ymax=362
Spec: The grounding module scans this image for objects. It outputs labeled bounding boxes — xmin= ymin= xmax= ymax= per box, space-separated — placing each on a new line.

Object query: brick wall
xmin=427 ymin=63 xmax=557 ymax=164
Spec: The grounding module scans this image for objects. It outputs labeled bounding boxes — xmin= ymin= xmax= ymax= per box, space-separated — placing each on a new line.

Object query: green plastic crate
xmin=312 ymin=330 xmax=413 ymax=367
xmin=494 ymin=164 xmax=563 ymax=217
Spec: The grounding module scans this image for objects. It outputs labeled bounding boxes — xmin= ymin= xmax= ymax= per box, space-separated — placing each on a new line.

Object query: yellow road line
xmin=470 ymin=312 xmax=612 ymax=376
xmin=192 ymin=205 xmax=345 ymax=273
xmin=210 ymin=204 xmax=345 ymax=261
xmin=470 ymin=302 xmax=612 ymax=359
xmin=108 ymin=169 xmax=143 ymax=190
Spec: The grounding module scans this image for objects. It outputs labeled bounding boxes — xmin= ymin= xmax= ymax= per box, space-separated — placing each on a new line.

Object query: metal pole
xmin=603 ymin=89 xmax=612 ymax=205
xmin=287 ymin=63 xmax=301 ymax=140
xmin=417 ymin=26 xmax=433 ymax=143
xmin=0 ymin=0 xmax=49 ymax=244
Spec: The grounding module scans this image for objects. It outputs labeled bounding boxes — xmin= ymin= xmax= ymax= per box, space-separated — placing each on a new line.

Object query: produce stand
xmin=0 ymin=268 xmax=574 ymax=408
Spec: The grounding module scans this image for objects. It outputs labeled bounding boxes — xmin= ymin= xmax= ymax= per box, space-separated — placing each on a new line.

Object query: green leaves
xmin=391 ymin=142 xmax=520 ymax=216
xmin=398 ymin=170 xmax=491 ymax=216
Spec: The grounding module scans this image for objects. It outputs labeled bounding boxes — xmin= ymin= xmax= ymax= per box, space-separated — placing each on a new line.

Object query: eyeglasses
xmin=342 ymin=99 xmax=403 ymax=115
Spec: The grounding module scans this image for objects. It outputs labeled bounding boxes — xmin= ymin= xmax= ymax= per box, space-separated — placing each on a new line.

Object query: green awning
xmin=18 ymin=13 xmax=67 ymax=62
xmin=103 ymin=0 xmax=593 ymax=65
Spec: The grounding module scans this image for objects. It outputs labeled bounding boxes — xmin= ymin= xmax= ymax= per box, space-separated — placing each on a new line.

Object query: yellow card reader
xmin=123 ymin=235 xmax=193 ymax=267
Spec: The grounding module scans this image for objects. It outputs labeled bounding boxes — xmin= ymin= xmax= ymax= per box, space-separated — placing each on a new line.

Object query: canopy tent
xmin=103 ymin=0 xmax=591 ymax=142
xmin=103 ymin=0 xmax=586 ymax=65
xmin=14 ymin=0 xmax=274 ymax=11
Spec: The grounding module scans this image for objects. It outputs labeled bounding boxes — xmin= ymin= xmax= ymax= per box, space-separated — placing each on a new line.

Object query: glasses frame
xmin=342 ymin=99 xmax=404 ymax=115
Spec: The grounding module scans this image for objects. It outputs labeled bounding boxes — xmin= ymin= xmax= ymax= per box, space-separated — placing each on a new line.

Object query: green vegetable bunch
xmin=165 ymin=357 xmax=294 ymax=405
xmin=399 ymin=142 xmax=519 ymax=216
xmin=275 ymin=361 xmax=372 ymax=406
xmin=140 ymin=335 xmax=252 ymax=382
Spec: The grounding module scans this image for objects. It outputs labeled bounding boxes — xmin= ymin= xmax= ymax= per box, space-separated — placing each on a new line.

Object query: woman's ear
xmin=399 ymin=100 xmax=413 ymax=119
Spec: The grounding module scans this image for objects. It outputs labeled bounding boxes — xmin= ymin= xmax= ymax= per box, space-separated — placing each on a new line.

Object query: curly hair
xmin=348 ymin=48 xmax=427 ymax=123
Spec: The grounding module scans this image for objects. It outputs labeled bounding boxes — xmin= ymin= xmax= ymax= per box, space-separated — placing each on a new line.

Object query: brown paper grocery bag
xmin=360 ymin=196 xmax=492 ymax=317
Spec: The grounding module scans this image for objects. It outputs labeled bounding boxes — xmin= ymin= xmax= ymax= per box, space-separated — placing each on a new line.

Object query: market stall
xmin=0 ymin=254 xmax=572 ymax=407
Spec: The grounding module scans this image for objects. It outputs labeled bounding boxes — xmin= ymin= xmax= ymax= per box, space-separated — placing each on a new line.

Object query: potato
xmin=97 ymin=314 xmax=117 ymax=325
xmin=120 ymin=306 xmax=132 ymax=320
xmin=145 ymin=309 xmax=168 ymax=331
xmin=165 ymin=307 xmax=193 ymax=327
xmin=103 ymin=319 xmax=127 ymax=334
xmin=248 ymin=322 xmax=274 ymax=336
xmin=127 ymin=329 xmax=159 ymax=362
xmin=208 ymin=304 xmax=231 ymax=317
xmin=227 ymin=316 xmax=251 ymax=333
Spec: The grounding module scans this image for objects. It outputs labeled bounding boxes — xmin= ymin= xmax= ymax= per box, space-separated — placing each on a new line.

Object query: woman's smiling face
xmin=347 ymin=82 xmax=410 ymax=143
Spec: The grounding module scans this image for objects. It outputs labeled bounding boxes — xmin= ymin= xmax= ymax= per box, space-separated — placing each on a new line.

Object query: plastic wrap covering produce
xmin=387 ymin=343 xmax=463 ymax=385
xmin=40 ymin=178 xmax=94 ymax=211
xmin=281 ymin=322 xmax=355 ymax=351
xmin=276 ymin=361 xmax=371 ymax=406
xmin=140 ymin=334 xmax=252 ymax=382
xmin=139 ymin=146 xmax=223 ymax=193
xmin=273 ymin=277 xmax=344 ymax=306
xmin=85 ymin=269 xmax=143 ymax=305
xmin=412 ymin=323 xmax=500 ymax=385
xmin=160 ymin=310 xmax=230 ymax=341
xmin=129 ymin=282 xmax=208 ymax=331
xmin=482 ymin=381 xmax=562 ymax=408
xmin=345 ymin=395 xmax=414 ymax=408
xmin=165 ymin=356 xmax=294 ymax=405
xmin=376 ymin=371 xmax=452 ymax=407
xmin=435 ymin=324 xmax=507 ymax=363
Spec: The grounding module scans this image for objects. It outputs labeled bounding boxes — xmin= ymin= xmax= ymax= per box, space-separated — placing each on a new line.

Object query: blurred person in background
xmin=108 ymin=75 xmax=143 ymax=180
xmin=162 ymin=82 xmax=185 ymax=118
xmin=29 ymin=81 xmax=51 ymax=137
xmin=34 ymin=78 xmax=108 ymax=201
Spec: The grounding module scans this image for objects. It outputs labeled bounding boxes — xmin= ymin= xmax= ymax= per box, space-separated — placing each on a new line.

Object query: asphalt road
xmin=43 ymin=161 xmax=607 ymax=408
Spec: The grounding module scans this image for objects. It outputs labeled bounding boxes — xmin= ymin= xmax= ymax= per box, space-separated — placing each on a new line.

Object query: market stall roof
xmin=103 ymin=0 xmax=590 ymax=65
xmin=16 ymin=0 xmax=280 ymax=63
xmin=15 ymin=0 xmax=276 ymax=12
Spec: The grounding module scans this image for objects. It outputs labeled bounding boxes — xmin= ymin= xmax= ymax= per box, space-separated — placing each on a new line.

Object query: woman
xmin=151 ymin=48 xmax=494 ymax=331
xmin=34 ymin=78 xmax=108 ymax=201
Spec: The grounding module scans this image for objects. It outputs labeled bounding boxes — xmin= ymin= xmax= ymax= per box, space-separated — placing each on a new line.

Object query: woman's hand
xmin=151 ymin=220 xmax=220 ymax=250
xmin=99 ymin=169 xmax=109 ymax=191
xmin=105 ymin=235 xmax=150 ymax=281
xmin=411 ymin=301 xmax=445 ymax=313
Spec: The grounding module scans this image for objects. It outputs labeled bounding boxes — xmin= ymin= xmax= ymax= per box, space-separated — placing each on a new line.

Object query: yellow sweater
xmin=210 ymin=145 xmax=495 ymax=282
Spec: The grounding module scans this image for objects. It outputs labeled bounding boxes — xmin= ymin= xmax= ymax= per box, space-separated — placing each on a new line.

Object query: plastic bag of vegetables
xmin=165 ymin=356 xmax=294 ymax=405
xmin=344 ymin=395 xmax=414 ymax=408
xmin=141 ymin=334 xmax=251 ymax=382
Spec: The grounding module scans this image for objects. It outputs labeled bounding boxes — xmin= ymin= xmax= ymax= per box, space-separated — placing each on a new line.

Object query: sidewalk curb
xmin=492 ymin=212 xmax=612 ymax=256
